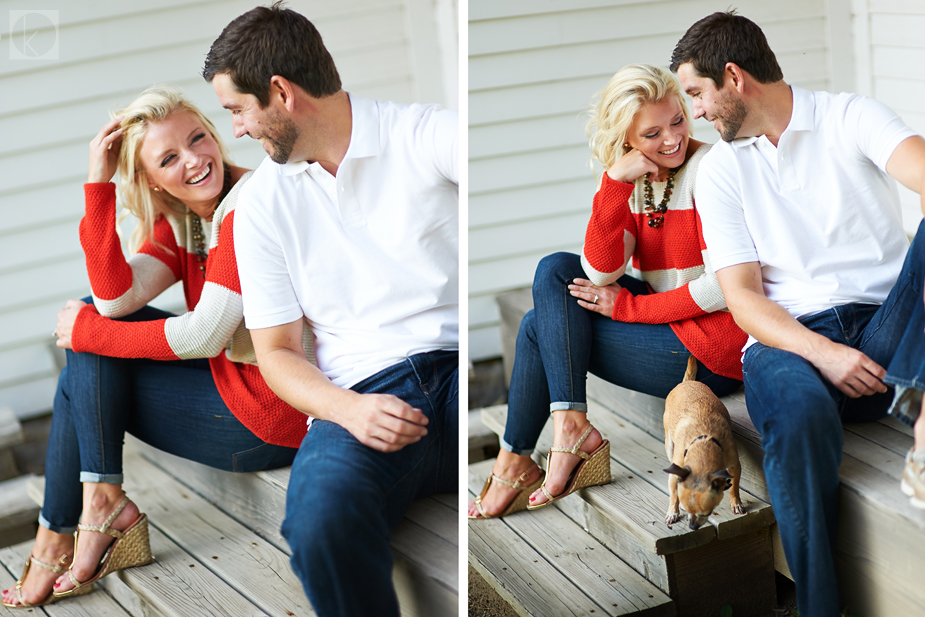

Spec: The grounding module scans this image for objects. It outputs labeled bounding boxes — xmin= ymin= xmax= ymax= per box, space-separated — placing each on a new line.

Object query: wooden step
xmin=587 ymin=375 xmax=925 ymax=617
xmin=130 ymin=436 xmax=458 ymax=617
xmin=0 ymin=474 xmax=39 ymax=549
xmin=468 ymin=459 xmax=675 ymax=617
xmin=21 ymin=440 xmax=454 ymax=617
xmin=0 ymin=542 xmax=133 ymax=617
xmin=0 ymin=408 xmax=23 ymax=482
xmin=469 ymin=408 xmax=498 ymax=463
xmin=477 ymin=404 xmax=777 ymax=616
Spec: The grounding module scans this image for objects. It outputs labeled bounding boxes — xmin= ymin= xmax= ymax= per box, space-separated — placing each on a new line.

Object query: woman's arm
xmin=576 ymin=187 xmax=727 ymax=323
xmin=580 ymin=174 xmax=638 ymax=286
xmin=81 ymin=183 xmax=180 ymax=318
xmin=65 ymin=209 xmax=245 ymax=361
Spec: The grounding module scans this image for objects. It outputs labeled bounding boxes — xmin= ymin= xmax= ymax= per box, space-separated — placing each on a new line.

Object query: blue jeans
xmin=742 ymin=220 xmax=925 ymax=617
xmin=884 ymin=226 xmax=925 ymax=425
xmin=503 ymin=252 xmax=742 ymax=454
xmin=40 ymin=303 xmax=297 ymax=534
xmin=281 ymin=350 xmax=458 ymax=617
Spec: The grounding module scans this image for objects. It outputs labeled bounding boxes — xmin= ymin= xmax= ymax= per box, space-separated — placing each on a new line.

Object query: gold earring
xmin=152 ymin=187 xmax=161 ymax=192
xmin=624 ymin=143 xmax=631 ymax=149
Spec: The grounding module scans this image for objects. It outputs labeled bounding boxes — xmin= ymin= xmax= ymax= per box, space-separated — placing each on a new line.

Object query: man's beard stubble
xmin=718 ymin=92 xmax=748 ymax=143
xmin=264 ymin=111 xmax=301 ymax=164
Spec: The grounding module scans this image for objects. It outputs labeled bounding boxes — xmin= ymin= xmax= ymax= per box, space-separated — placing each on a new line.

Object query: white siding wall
xmin=855 ymin=0 xmax=925 ymax=233
xmin=0 ymin=0 xmax=456 ymax=419
xmin=469 ymin=0 xmax=832 ymax=360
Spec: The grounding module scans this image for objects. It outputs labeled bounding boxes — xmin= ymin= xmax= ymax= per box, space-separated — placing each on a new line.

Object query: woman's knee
xmin=533 ymin=252 xmax=580 ymax=292
xmin=516 ymin=309 xmax=538 ymax=346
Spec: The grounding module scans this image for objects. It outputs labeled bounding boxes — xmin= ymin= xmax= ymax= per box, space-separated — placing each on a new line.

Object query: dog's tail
xmin=683 ymin=355 xmax=697 ymax=382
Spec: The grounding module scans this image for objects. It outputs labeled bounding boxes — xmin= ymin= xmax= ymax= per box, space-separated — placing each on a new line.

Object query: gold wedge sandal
xmin=53 ymin=495 xmax=153 ymax=599
xmin=469 ymin=464 xmax=545 ymax=519
xmin=527 ymin=424 xmax=611 ymax=510
xmin=2 ymin=553 xmax=71 ymax=608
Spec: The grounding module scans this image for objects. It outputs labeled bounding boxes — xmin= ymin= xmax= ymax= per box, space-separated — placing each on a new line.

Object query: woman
xmin=468 ymin=64 xmax=747 ymax=519
xmin=2 ymin=86 xmax=311 ymax=608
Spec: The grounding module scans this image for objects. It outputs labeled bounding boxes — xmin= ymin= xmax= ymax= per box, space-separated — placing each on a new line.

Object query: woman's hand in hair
xmin=88 ymin=117 xmax=124 ymax=184
xmin=570 ymin=278 xmax=622 ymax=318
xmin=606 ymin=148 xmax=659 ymax=184
xmin=53 ymin=299 xmax=86 ymax=350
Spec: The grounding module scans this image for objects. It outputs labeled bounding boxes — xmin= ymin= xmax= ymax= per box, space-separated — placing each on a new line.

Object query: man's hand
xmin=54 ymin=299 xmax=87 ymax=350
xmin=717 ymin=262 xmax=887 ymax=398
xmin=807 ymin=340 xmax=888 ymax=398
xmin=340 ymin=392 xmax=429 ymax=452
xmin=250 ymin=319 xmax=427 ymax=453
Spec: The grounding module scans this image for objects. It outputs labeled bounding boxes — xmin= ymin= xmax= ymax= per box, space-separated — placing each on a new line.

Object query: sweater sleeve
xmin=81 ymin=183 xmax=179 ymax=318
xmin=611 ymin=201 xmax=728 ymax=323
xmin=580 ymin=175 xmax=637 ymax=286
xmin=72 ymin=209 xmax=245 ymax=361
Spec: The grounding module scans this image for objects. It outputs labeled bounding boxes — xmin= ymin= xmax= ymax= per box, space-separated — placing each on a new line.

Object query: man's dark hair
xmin=202 ymin=2 xmax=341 ymax=107
xmin=669 ymin=11 xmax=783 ymax=87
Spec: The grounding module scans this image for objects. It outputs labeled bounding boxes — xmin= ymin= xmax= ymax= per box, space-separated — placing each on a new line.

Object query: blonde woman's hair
xmin=586 ymin=64 xmax=691 ymax=174
xmin=114 ymin=85 xmax=232 ymax=252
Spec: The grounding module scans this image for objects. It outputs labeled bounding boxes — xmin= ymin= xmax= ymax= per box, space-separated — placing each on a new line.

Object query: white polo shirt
xmin=696 ymin=86 xmax=914 ymax=349
xmin=234 ymin=94 xmax=458 ymax=388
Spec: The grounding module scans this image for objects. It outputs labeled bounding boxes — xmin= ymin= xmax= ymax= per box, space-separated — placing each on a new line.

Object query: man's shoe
xmin=900 ymin=448 xmax=925 ymax=509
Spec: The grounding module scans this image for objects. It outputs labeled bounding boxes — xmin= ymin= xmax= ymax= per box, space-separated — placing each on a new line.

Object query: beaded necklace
xmin=642 ymin=168 xmax=677 ymax=229
xmin=190 ymin=164 xmax=232 ymax=274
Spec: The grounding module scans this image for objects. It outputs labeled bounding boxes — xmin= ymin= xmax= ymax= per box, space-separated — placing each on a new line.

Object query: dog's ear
xmin=709 ymin=469 xmax=733 ymax=491
xmin=664 ymin=464 xmax=690 ymax=480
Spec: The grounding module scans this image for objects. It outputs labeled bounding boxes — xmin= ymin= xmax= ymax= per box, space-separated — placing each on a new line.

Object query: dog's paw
xmin=731 ymin=502 xmax=745 ymax=515
xmin=665 ymin=511 xmax=681 ymax=525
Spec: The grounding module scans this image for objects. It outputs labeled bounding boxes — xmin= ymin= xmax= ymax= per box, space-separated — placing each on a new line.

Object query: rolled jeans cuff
xmin=883 ymin=383 xmax=924 ymax=428
xmin=38 ymin=512 xmax=77 ymax=536
xmin=79 ymin=471 xmax=123 ymax=484
xmin=549 ymin=402 xmax=587 ymax=413
xmin=500 ymin=437 xmax=534 ymax=456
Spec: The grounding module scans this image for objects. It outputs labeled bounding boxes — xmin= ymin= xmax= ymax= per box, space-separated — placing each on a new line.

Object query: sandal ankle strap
xmin=77 ymin=495 xmax=130 ymax=539
xmin=27 ymin=553 xmax=70 ymax=575
xmin=549 ymin=424 xmax=594 ymax=460
xmin=490 ymin=464 xmax=538 ymax=490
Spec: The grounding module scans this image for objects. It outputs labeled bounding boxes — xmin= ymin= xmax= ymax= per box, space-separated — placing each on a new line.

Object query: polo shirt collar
xmin=273 ymin=92 xmax=381 ymax=177
xmin=786 ymin=86 xmax=814 ymax=133
xmin=342 ymin=93 xmax=380 ymax=161
xmin=730 ymin=85 xmax=813 ymax=149
xmin=277 ymin=160 xmax=309 ymax=176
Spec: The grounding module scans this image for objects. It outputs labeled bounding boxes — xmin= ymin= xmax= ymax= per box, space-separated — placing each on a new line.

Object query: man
xmin=671 ymin=11 xmax=925 ymax=617
xmin=202 ymin=4 xmax=458 ymax=616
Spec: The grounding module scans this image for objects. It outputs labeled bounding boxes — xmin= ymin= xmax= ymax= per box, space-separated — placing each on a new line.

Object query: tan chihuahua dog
xmin=663 ymin=356 xmax=744 ymax=529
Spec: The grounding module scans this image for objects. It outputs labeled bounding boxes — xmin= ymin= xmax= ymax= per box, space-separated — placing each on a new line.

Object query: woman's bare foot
xmin=53 ymin=485 xmax=140 ymax=594
xmin=1 ymin=527 xmax=73 ymax=606
xmin=529 ymin=411 xmax=603 ymax=507
xmin=467 ymin=450 xmax=542 ymax=518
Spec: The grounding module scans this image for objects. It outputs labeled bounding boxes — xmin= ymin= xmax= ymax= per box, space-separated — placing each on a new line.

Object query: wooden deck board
xmin=582 ymin=400 xmax=776 ymax=538
xmin=480 ymin=405 xmax=701 ymax=548
xmin=468 ymin=459 xmax=674 ymax=617
xmin=470 ymin=521 xmax=599 ymax=617
xmin=0 ymin=543 xmax=134 ymax=617
xmin=123 ymin=524 xmax=268 ymax=617
xmin=134 ymin=441 xmax=290 ymax=554
xmin=481 ymin=404 xmax=774 ymax=556
xmin=128 ymin=437 xmax=458 ymax=615
xmin=121 ymin=448 xmax=313 ymax=617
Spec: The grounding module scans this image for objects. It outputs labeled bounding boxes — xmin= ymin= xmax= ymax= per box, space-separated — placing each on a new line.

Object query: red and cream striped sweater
xmin=72 ymin=174 xmax=312 ymax=448
xmin=580 ymin=144 xmax=746 ymax=380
